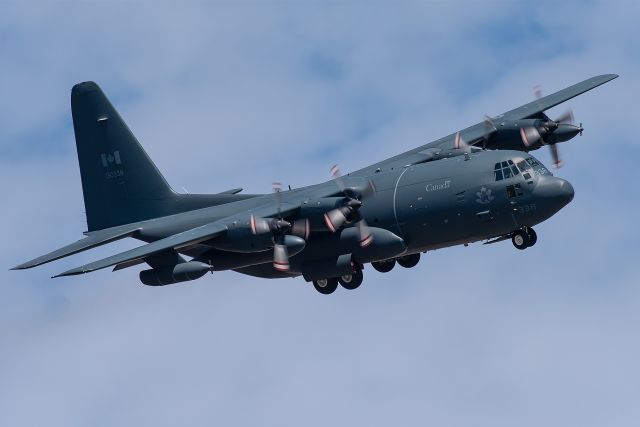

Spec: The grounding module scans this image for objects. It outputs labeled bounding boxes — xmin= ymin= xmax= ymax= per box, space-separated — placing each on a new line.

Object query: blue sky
xmin=1 ymin=1 xmax=639 ymax=426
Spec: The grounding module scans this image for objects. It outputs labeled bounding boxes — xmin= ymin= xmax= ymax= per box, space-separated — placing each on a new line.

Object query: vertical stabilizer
xmin=72 ymin=82 xmax=174 ymax=231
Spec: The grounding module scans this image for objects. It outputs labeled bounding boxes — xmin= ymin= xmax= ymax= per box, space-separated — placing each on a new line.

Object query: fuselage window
xmin=506 ymin=183 xmax=523 ymax=199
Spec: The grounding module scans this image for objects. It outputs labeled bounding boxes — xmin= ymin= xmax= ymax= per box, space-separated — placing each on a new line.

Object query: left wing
xmin=54 ymin=201 xmax=301 ymax=277
xmin=54 ymin=221 xmax=227 ymax=277
xmin=354 ymin=74 xmax=618 ymax=174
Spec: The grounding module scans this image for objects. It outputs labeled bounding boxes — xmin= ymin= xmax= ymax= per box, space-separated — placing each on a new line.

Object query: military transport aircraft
xmin=12 ymin=74 xmax=617 ymax=294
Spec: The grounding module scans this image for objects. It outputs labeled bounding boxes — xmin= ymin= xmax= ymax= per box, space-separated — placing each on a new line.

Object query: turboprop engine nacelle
xmin=213 ymin=219 xmax=276 ymax=253
xmin=488 ymin=119 xmax=581 ymax=151
xmin=299 ymin=197 xmax=349 ymax=231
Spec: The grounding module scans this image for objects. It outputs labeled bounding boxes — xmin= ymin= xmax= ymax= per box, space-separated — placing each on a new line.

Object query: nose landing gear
xmin=512 ymin=227 xmax=537 ymax=250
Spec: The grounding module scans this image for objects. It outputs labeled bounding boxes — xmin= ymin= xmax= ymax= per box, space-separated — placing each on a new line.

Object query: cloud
xmin=1 ymin=1 xmax=639 ymax=426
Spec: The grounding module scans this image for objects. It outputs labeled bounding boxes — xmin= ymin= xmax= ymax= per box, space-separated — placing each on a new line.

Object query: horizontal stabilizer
xmin=218 ymin=188 xmax=243 ymax=195
xmin=11 ymin=227 xmax=140 ymax=270
xmin=53 ymin=222 xmax=228 ymax=277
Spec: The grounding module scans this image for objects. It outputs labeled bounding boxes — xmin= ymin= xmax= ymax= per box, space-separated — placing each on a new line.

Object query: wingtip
xmin=52 ymin=268 xmax=86 ymax=278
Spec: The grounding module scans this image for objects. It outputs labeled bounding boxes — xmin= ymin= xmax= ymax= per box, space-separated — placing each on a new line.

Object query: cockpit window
xmin=496 ymin=156 xmax=551 ymax=181
xmin=526 ymin=156 xmax=552 ymax=176
xmin=517 ymin=160 xmax=531 ymax=172
xmin=494 ymin=159 xmax=521 ymax=181
xmin=526 ymin=158 xmax=540 ymax=167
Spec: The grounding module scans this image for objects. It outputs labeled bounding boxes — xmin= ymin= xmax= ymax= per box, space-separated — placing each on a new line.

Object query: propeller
xmin=324 ymin=165 xmax=375 ymax=248
xmin=519 ymin=85 xmax=580 ymax=168
xmin=481 ymin=115 xmax=497 ymax=148
xmin=249 ymin=182 xmax=296 ymax=272
xmin=453 ymin=131 xmax=472 ymax=153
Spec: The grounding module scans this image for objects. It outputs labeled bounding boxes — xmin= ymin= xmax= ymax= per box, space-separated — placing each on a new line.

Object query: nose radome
xmin=559 ymin=179 xmax=575 ymax=203
xmin=533 ymin=176 xmax=574 ymax=206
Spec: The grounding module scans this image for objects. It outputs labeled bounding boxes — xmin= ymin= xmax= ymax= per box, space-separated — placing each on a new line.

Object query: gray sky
xmin=1 ymin=1 xmax=639 ymax=426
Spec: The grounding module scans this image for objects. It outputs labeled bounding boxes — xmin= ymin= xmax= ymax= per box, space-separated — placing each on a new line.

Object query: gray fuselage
xmin=135 ymin=149 xmax=573 ymax=279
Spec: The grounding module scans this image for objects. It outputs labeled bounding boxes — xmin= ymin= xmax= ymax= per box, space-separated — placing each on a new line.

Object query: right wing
xmin=354 ymin=74 xmax=618 ymax=174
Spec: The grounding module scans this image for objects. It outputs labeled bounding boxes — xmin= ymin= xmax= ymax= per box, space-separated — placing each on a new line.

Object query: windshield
xmin=494 ymin=155 xmax=551 ymax=181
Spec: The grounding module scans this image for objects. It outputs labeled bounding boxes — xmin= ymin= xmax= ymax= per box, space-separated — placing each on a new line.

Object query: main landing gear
xmin=511 ymin=227 xmax=537 ymax=250
xmin=372 ymin=253 xmax=421 ymax=272
xmin=311 ymin=253 xmax=423 ymax=295
xmin=312 ymin=266 xmax=364 ymax=294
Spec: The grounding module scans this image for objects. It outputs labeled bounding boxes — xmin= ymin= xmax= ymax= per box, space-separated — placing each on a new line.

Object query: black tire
xmin=372 ymin=260 xmax=396 ymax=273
xmin=313 ymin=277 xmax=339 ymax=295
xmin=525 ymin=227 xmax=537 ymax=247
xmin=339 ymin=269 xmax=363 ymax=290
xmin=397 ymin=253 xmax=421 ymax=269
xmin=511 ymin=229 xmax=530 ymax=250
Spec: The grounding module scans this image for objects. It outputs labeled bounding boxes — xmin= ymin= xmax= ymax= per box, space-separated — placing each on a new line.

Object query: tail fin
xmin=72 ymin=82 xmax=177 ymax=231
xmin=72 ymin=82 xmax=255 ymax=232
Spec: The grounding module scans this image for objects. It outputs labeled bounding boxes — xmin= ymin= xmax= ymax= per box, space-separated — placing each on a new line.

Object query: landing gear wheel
xmin=339 ymin=269 xmax=363 ymax=290
xmin=313 ymin=277 xmax=339 ymax=295
xmin=525 ymin=227 xmax=537 ymax=247
xmin=397 ymin=253 xmax=421 ymax=269
xmin=372 ymin=259 xmax=396 ymax=273
xmin=512 ymin=229 xmax=530 ymax=250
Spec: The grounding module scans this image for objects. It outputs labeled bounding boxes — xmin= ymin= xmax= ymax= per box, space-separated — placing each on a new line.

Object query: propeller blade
xmin=330 ymin=164 xmax=346 ymax=193
xmin=272 ymin=181 xmax=283 ymax=216
xmin=250 ymin=215 xmax=271 ymax=235
xmin=549 ymin=144 xmax=563 ymax=168
xmin=555 ymin=110 xmax=574 ymax=125
xmin=273 ymin=242 xmax=290 ymax=272
xmin=357 ymin=219 xmax=374 ymax=248
xmin=455 ymin=131 xmax=473 ymax=153
xmin=324 ymin=207 xmax=350 ymax=233
xmin=533 ymin=85 xmax=543 ymax=100
xmin=291 ymin=218 xmax=310 ymax=240
xmin=520 ymin=127 xmax=541 ymax=147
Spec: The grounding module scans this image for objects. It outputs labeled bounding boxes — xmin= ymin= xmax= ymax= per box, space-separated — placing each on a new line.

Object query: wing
xmin=11 ymin=225 xmax=141 ymax=270
xmin=53 ymin=201 xmax=300 ymax=277
xmin=498 ymin=74 xmax=618 ymax=122
xmin=354 ymin=74 xmax=618 ymax=174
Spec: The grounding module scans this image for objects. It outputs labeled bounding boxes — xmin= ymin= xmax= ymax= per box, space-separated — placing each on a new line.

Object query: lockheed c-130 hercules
xmin=13 ymin=74 xmax=618 ymax=294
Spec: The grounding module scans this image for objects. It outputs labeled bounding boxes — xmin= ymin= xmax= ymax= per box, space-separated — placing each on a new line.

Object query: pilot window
xmin=517 ymin=159 xmax=533 ymax=181
xmin=494 ymin=160 xmax=520 ymax=181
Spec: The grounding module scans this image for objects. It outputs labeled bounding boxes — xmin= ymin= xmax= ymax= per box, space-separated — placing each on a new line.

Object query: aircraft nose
xmin=533 ymin=176 xmax=575 ymax=207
